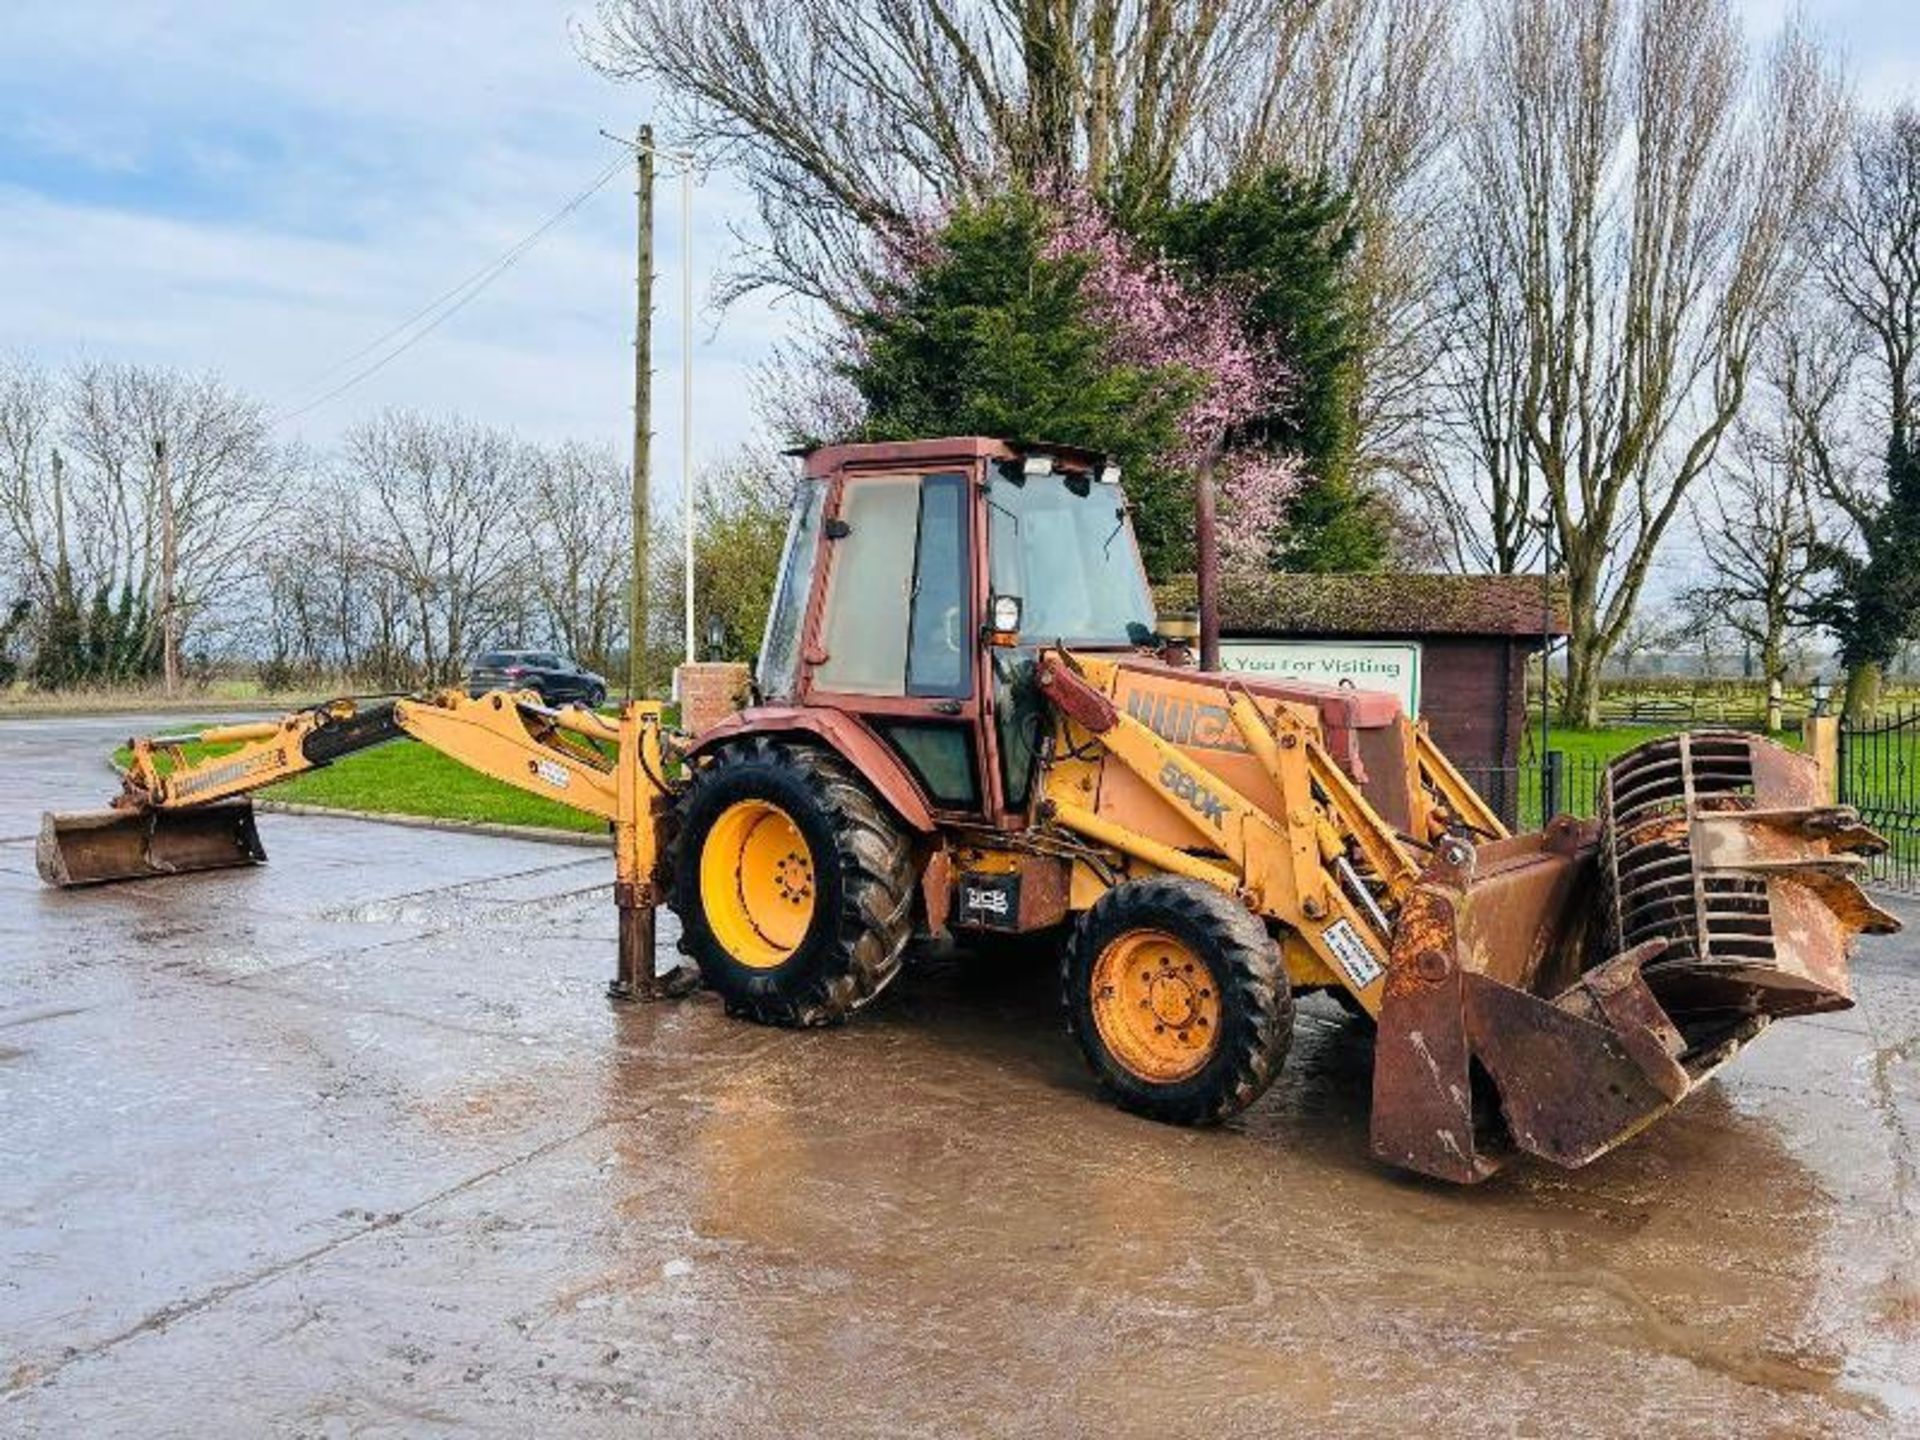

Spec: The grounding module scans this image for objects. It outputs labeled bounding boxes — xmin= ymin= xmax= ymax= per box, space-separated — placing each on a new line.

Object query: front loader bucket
xmin=36 ymin=802 xmax=267 ymax=888
xmin=1372 ymin=732 xmax=1898 ymax=1183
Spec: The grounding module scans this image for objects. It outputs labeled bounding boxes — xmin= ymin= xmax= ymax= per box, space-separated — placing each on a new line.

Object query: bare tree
xmin=0 ymin=359 xmax=63 ymax=606
xmin=1416 ymin=214 xmax=1541 ymax=575
xmin=1802 ymin=103 xmax=1920 ymax=717
xmin=1675 ymin=349 xmax=1825 ymax=715
xmin=525 ymin=440 xmax=631 ymax=674
xmin=589 ymin=0 xmax=1307 ymax=308
xmin=1209 ymin=0 xmax=1460 ymax=491
xmin=591 ymin=0 xmax=1455 ymax=502
xmin=345 ymin=411 xmax=531 ymax=685
xmin=1822 ymin=104 xmax=1920 ymax=455
xmin=1610 ymin=609 xmax=1679 ymax=680
xmin=1455 ymin=1 xmax=1845 ymax=723
xmin=61 ymin=362 xmax=277 ymax=656
xmin=1 ymin=359 xmax=277 ymax=681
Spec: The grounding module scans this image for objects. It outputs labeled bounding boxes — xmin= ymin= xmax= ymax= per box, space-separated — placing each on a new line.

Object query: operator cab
xmin=755 ymin=437 xmax=1156 ymax=826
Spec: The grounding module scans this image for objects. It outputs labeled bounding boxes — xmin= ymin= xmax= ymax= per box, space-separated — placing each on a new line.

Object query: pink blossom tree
xmin=865 ymin=184 xmax=1302 ymax=577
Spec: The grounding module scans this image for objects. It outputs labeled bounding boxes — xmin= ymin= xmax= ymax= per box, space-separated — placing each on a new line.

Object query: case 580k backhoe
xmin=41 ymin=437 xmax=1899 ymax=1184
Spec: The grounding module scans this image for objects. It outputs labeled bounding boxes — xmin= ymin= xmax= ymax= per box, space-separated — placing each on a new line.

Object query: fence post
xmin=1804 ymin=714 xmax=1840 ymax=802
xmin=1542 ymin=749 xmax=1565 ymax=822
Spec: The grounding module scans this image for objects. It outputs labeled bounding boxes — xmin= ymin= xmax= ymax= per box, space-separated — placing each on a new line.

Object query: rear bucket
xmin=1371 ymin=733 xmax=1897 ymax=1184
xmin=36 ymin=802 xmax=267 ymax=888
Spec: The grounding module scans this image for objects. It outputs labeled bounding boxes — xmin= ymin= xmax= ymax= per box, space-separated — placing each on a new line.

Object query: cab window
xmin=814 ymin=472 xmax=971 ymax=698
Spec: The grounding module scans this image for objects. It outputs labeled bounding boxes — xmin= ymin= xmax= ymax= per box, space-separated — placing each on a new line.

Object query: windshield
xmin=757 ymin=480 xmax=825 ymax=699
xmin=987 ymin=469 xmax=1155 ymax=645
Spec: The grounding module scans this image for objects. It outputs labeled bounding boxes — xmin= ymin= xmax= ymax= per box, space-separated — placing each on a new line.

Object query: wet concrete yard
xmin=3 ymin=714 xmax=1918 ymax=1436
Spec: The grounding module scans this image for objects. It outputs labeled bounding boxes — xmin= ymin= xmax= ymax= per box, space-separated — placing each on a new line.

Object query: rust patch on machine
xmin=1372 ymin=732 xmax=1900 ymax=1183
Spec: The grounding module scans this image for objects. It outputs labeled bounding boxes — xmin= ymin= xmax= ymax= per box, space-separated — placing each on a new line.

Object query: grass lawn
xmin=114 ymin=737 xmax=613 ymax=836
xmin=4 ymin=678 xmax=330 ymax=716
xmin=1538 ymin=723 xmax=1805 ymax=764
xmin=1498 ymin=723 xmax=1809 ymax=827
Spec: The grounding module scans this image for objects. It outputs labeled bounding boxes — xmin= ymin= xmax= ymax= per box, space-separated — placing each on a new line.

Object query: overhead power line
xmin=273 ymin=155 xmax=628 ymax=426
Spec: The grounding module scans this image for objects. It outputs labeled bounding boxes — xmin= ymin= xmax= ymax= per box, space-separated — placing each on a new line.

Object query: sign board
xmin=1218 ymin=639 xmax=1422 ymax=715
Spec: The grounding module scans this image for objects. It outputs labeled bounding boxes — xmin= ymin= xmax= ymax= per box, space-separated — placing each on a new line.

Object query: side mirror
xmin=987 ymin=594 xmax=1023 ymax=647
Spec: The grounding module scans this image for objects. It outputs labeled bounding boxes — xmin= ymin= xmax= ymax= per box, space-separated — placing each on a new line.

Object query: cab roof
xmin=796 ymin=436 xmax=1108 ymax=479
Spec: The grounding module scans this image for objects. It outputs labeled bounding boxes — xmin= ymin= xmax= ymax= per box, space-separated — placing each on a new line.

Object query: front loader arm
xmin=1032 ymin=652 xmax=1400 ymax=1015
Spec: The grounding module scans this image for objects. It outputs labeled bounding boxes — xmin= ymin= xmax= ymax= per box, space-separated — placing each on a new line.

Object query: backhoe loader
xmin=41 ymin=437 xmax=1899 ymax=1183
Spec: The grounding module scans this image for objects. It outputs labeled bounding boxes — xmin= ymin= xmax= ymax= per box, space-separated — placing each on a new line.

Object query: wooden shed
xmin=1158 ymin=572 xmax=1570 ymax=822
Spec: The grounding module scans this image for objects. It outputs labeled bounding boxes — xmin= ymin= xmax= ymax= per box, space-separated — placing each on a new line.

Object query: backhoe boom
xmin=39 ymin=689 xmax=688 ymax=998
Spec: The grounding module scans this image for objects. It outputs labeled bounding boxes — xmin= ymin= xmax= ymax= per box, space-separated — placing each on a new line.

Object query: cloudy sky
xmin=2 ymin=2 xmax=1917 ymax=515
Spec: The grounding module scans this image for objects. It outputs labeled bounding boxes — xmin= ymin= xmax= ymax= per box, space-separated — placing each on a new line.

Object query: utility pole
xmin=627 ymin=124 xmax=655 ymax=702
xmin=156 ymin=436 xmax=180 ymax=696
xmin=681 ymin=160 xmax=696 ymax=668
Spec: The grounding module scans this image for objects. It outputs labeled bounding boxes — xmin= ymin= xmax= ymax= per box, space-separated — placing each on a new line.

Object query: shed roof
xmin=1154 ymin=572 xmax=1571 ymax=639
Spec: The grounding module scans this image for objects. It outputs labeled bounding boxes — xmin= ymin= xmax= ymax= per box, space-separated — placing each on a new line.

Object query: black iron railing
xmin=1457 ymin=752 xmax=1612 ymax=834
xmin=1840 ymin=706 xmax=1920 ymax=891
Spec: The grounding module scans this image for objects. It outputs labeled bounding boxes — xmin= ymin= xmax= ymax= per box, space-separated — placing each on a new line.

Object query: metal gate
xmin=1839 ymin=705 xmax=1920 ymax=890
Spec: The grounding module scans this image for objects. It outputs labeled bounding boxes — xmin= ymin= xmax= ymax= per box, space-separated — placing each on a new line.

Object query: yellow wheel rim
xmin=1089 ymin=929 xmax=1223 ymax=1083
xmin=700 ymin=798 xmax=816 ymax=969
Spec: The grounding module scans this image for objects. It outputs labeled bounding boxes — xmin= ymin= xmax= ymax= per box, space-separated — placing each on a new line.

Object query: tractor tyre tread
xmin=1063 ymin=875 xmax=1292 ymax=1126
xmin=671 ymin=737 xmax=916 ymax=1028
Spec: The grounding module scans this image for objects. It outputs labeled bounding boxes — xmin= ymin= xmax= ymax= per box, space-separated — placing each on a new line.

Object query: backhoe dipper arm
xmin=119 ymin=691 xmax=626 ymax=819
xmin=49 ymin=691 xmax=691 ymax=998
xmin=120 ymin=700 xmax=407 ymax=809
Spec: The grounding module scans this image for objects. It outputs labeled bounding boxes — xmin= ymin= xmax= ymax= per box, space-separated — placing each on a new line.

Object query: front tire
xmin=1064 ymin=876 xmax=1292 ymax=1125
xmin=671 ymin=738 xmax=916 ymax=1026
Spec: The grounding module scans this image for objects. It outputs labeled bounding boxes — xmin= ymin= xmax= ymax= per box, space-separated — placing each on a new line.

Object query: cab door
xmin=802 ymin=469 xmax=986 ymax=817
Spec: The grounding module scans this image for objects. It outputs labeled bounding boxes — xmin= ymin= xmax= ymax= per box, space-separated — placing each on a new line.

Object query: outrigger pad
xmin=36 ymin=802 xmax=267 ymax=888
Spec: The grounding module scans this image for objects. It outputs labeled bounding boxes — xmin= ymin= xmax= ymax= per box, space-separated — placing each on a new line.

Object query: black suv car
xmin=465 ymin=650 xmax=607 ymax=708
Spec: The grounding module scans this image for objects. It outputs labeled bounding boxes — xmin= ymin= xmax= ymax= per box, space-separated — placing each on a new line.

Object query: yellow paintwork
xmin=1090 ymin=928 xmax=1223 ymax=1082
xmin=1414 ymin=724 xmax=1509 ymax=839
xmin=1039 ymin=652 xmax=1398 ymax=1017
xmin=699 ymin=798 xmax=816 ymax=969
xmin=110 ymin=645 xmax=1485 ymax=1032
xmin=94 ymin=689 xmax=682 ymax=989
xmin=118 ymin=690 xmax=676 ymax=912
xmin=394 ymin=691 xmax=621 ymax=820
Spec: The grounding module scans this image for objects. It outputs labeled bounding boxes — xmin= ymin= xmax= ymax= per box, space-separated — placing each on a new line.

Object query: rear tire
xmin=671 ymin=738 xmax=916 ymax=1026
xmin=1064 ymin=876 xmax=1291 ymax=1126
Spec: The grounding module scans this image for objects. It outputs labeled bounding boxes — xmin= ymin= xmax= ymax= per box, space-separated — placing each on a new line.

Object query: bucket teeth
xmin=36 ymin=802 xmax=267 ymax=888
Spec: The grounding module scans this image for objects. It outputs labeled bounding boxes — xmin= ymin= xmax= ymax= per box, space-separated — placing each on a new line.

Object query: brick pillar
xmin=675 ymin=661 xmax=751 ymax=735
xmin=1803 ymin=714 xmax=1839 ymax=802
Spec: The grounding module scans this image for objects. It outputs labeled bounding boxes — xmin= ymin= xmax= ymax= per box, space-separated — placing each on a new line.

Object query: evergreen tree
xmin=28 ymin=573 xmax=84 ymax=690
xmin=1809 ymin=433 xmax=1920 ymax=716
xmin=844 ymin=191 xmax=1200 ymax=574
xmin=0 ymin=598 xmax=31 ymax=688
xmin=1151 ymin=167 xmax=1385 ymax=571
